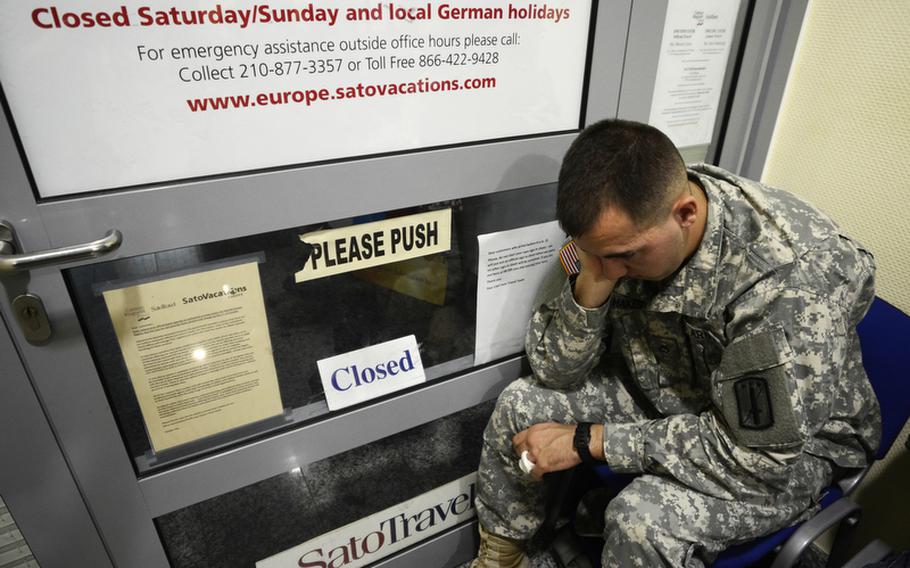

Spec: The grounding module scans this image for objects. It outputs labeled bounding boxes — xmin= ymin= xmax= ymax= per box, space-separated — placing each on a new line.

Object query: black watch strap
xmin=573 ymin=422 xmax=597 ymax=464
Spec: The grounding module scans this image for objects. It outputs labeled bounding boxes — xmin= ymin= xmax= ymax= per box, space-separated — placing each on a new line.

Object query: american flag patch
xmin=559 ymin=241 xmax=581 ymax=275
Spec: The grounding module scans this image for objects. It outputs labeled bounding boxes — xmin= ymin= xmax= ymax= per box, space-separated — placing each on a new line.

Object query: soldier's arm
xmin=525 ymin=278 xmax=611 ymax=389
xmin=599 ymin=286 xmax=856 ymax=498
xmin=525 ymin=244 xmax=617 ymax=389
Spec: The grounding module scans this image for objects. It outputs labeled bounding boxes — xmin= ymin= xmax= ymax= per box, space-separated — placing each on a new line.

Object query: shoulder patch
xmin=734 ymin=376 xmax=774 ymax=429
xmin=559 ymin=241 xmax=581 ymax=275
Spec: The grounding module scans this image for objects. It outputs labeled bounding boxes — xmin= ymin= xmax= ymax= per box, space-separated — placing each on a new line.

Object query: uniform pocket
xmin=648 ymin=335 xmax=686 ymax=387
xmin=620 ymin=313 xmax=660 ymax=391
xmin=685 ymin=320 xmax=724 ymax=389
xmin=618 ymin=311 xmax=710 ymax=415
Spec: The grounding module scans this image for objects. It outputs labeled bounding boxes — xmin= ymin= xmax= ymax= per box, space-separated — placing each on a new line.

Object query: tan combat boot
xmin=470 ymin=524 xmax=530 ymax=568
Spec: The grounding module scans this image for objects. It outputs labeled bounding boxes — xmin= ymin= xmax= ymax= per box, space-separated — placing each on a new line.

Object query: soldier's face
xmin=575 ymin=202 xmax=693 ymax=282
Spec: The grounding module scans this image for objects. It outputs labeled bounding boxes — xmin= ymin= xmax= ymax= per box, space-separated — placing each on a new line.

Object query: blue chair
xmin=553 ymin=298 xmax=910 ymax=568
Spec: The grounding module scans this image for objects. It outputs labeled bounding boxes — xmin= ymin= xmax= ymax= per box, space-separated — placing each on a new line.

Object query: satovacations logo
xmin=257 ymin=474 xmax=477 ymax=568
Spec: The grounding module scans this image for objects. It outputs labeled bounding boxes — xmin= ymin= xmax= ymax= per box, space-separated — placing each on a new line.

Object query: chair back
xmin=857 ymin=298 xmax=910 ymax=460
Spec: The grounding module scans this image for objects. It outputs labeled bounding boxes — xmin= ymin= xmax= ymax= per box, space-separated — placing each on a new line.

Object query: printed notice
xmin=474 ymin=220 xmax=565 ymax=365
xmin=102 ymin=261 xmax=282 ymax=452
xmin=295 ymin=209 xmax=451 ymax=283
xmin=648 ymin=0 xmax=740 ymax=148
xmin=0 ymin=2 xmax=592 ymax=197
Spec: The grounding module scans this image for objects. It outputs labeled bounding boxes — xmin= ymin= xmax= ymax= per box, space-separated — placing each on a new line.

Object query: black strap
xmin=573 ymin=422 xmax=597 ymax=464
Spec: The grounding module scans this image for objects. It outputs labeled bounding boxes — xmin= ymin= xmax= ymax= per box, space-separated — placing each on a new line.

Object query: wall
xmin=762 ymin=0 xmax=910 ymax=554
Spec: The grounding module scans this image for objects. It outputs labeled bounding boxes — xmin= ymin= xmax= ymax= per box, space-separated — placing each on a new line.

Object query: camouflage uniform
xmin=475 ymin=164 xmax=879 ymax=567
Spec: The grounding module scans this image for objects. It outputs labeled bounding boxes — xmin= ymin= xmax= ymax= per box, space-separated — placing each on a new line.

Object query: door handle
xmin=0 ymin=220 xmax=122 ymax=273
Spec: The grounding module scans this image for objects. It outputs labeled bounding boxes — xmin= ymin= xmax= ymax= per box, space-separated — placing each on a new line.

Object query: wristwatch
xmin=573 ymin=422 xmax=597 ymax=464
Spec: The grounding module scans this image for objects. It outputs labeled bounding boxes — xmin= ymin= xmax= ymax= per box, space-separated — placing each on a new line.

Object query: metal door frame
xmin=0 ymin=312 xmax=111 ymax=567
xmin=716 ymin=0 xmax=810 ymax=178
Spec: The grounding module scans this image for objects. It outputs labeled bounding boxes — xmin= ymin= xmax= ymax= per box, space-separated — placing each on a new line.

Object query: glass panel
xmin=65 ymin=184 xmax=556 ymax=473
xmin=155 ymin=401 xmax=494 ymax=568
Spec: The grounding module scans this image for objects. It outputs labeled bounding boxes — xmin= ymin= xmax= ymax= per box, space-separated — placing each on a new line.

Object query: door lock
xmin=12 ymin=294 xmax=52 ymax=344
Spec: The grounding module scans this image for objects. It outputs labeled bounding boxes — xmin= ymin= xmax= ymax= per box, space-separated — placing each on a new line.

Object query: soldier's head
xmin=557 ymin=119 xmax=706 ymax=281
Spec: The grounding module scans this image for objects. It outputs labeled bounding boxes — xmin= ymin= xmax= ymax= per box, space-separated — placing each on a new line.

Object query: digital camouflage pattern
xmin=475 ymin=164 xmax=879 ymax=567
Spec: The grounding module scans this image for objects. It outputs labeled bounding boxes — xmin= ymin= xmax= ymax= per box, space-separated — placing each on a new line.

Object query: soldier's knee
xmin=495 ymin=378 xmax=533 ymax=409
xmin=603 ymin=490 xmax=649 ymax=544
xmin=603 ymin=482 xmax=703 ymax=567
xmin=483 ymin=377 xmax=541 ymax=443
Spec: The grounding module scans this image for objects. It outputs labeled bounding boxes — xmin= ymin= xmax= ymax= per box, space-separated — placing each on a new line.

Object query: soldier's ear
xmin=673 ymin=195 xmax=698 ymax=228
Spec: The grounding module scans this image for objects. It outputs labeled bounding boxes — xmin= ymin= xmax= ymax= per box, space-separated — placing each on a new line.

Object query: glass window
xmin=155 ymin=401 xmax=494 ymax=568
xmin=65 ymin=184 xmax=557 ymax=473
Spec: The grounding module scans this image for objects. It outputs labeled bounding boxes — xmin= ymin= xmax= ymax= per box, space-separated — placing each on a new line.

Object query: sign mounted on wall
xmin=647 ymin=0 xmax=741 ymax=148
xmin=294 ymin=208 xmax=451 ymax=283
xmin=0 ymin=2 xmax=593 ymax=197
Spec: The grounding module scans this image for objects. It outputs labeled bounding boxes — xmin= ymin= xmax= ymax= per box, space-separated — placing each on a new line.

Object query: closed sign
xmin=317 ymin=335 xmax=426 ymax=411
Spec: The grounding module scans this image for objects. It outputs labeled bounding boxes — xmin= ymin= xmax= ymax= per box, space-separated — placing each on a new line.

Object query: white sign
xmin=0 ymin=2 xmax=592 ymax=197
xmin=474 ymin=221 xmax=566 ymax=365
xmin=258 ymin=473 xmax=477 ymax=568
xmin=295 ymin=209 xmax=451 ymax=283
xmin=648 ymin=0 xmax=740 ymax=148
xmin=317 ymin=335 xmax=425 ymax=411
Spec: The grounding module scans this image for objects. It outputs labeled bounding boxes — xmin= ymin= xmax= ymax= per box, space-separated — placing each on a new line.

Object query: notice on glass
xmin=102 ymin=261 xmax=283 ymax=453
xmin=0 ymin=2 xmax=592 ymax=197
xmin=474 ymin=221 xmax=565 ymax=365
xmin=647 ymin=0 xmax=740 ymax=148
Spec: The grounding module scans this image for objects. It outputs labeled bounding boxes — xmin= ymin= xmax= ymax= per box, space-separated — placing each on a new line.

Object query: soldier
xmin=472 ymin=119 xmax=879 ymax=567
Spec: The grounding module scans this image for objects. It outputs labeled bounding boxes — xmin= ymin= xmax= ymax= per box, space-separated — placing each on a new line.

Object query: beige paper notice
xmin=103 ymin=261 xmax=283 ymax=453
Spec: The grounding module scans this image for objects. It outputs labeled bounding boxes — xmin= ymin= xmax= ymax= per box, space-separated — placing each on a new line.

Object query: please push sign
xmin=295 ymin=209 xmax=451 ymax=283
xmin=317 ymin=335 xmax=426 ymax=411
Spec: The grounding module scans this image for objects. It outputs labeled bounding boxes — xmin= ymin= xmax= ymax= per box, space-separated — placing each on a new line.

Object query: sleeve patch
xmin=714 ymin=325 xmax=806 ymax=449
xmin=734 ymin=376 xmax=774 ymax=430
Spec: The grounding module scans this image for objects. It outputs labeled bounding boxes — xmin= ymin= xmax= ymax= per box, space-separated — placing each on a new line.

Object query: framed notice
xmin=102 ymin=259 xmax=283 ymax=453
xmin=0 ymin=1 xmax=593 ymax=197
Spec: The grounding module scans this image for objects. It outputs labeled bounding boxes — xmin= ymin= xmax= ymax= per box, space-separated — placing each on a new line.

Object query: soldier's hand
xmin=573 ymin=246 xmax=618 ymax=308
xmin=512 ymin=422 xmax=580 ymax=481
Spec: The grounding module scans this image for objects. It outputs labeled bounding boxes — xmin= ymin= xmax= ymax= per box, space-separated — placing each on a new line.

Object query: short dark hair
xmin=556 ymin=119 xmax=686 ymax=236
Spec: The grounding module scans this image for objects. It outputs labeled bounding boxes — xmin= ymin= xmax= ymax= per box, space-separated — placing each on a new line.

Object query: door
xmin=0 ymin=88 xmax=547 ymax=567
xmin=0 ymin=3 xmax=630 ymax=566
xmin=0 ymin=88 xmax=552 ymax=567
xmin=0 ymin=99 xmax=571 ymax=566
